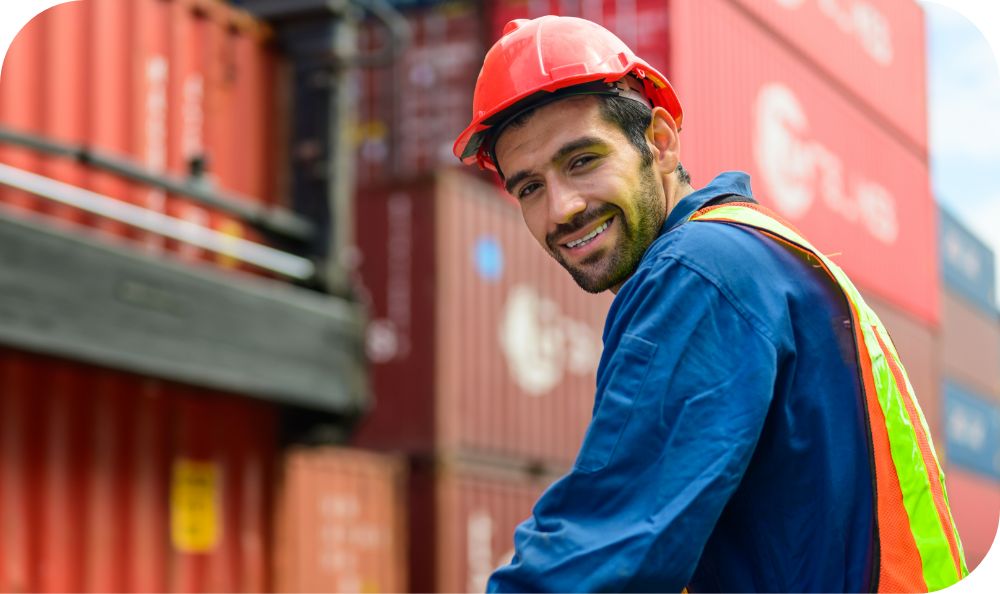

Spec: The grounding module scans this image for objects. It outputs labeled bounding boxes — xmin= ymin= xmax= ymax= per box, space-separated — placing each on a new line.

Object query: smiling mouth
xmin=563 ymin=217 xmax=613 ymax=249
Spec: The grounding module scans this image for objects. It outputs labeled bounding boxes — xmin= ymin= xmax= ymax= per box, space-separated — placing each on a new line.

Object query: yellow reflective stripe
xmin=692 ymin=205 xmax=967 ymax=587
xmin=865 ymin=323 xmax=962 ymax=589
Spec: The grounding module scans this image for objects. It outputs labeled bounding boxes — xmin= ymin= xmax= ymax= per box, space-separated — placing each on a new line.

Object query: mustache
xmin=546 ymin=204 xmax=620 ymax=248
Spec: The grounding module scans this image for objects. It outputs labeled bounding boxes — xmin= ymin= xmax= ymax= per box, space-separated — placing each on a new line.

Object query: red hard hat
xmin=453 ymin=15 xmax=684 ymax=172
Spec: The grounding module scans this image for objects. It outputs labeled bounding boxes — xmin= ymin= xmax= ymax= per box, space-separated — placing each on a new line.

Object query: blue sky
xmin=924 ymin=2 xmax=1000 ymax=301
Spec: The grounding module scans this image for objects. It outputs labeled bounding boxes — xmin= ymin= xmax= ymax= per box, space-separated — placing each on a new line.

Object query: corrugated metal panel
xmin=942 ymin=289 xmax=1000 ymax=397
xmin=725 ymin=0 xmax=928 ymax=153
xmin=408 ymin=461 xmax=553 ymax=593
xmin=0 ymin=349 xmax=277 ymax=593
xmin=40 ymin=0 xmax=92 ymax=227
xmin=0 ymin=0 xmax=279 ymax=272
xmin=486 ymin=1 xmax=671 ymax=74
xmin=939 ymin=206 xmax=997 ymax=316
xmin=672 ymin=0 xmax=939 ymax=326
xmin=356 ymin=3 xmax=484 ymax=186
xmin=944 ymin=467 xmax=1000 ymax=571
xmin=273 ymin=447 xmax=407 ymax=593
xmin=944 ymin=380 xmax=1000 ymax=481
xmin=89 ymin=0 xmax=135 ymax=240
xmin=353 ymin=170 xmax=612 ymax=468
xmin=0 ymin=10 xmax=44 ymax=214
xmin=865 ymin=292 xmax=943 ymax=449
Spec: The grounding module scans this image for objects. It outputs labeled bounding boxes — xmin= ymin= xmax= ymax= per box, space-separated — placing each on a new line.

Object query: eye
xmin=570 ymin=154 xmax=597 ymax=169
xmin=518 ymin=182 xmax=541 ymax=200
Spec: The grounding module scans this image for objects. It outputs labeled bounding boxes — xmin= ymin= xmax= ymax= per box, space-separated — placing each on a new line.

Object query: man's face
xmin=494 ymin=97 xmax=666 ymax=293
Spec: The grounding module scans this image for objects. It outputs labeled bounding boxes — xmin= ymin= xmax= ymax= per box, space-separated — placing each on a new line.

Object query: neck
xmin=666 ymin=181 xmax=694 ymax=218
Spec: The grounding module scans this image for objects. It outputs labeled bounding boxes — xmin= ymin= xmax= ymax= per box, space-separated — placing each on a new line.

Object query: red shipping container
xmin=671 ymin=0 xmax=939 ymax=326
xmin=0 ymin=348 xmax=277 ymax=593
xmin=0 ymin=8 xmax=44 ymax=214
xmin=273 ymin=447 xmax=408 ymax=593
xmin=942 ymin=288 xmax=1000 ymax=398
xmin=725 ymin=0 xmax=929 ymax=153
xmin=486 ymin=0 xmax=672 ymax=75
xmin=353 ymin=170 xmax=612 ymax=469
xmin=409 ymin=460 xmax=554 ymax=593
xmin=944 ymin=467 xmax=1000 ymax=571
xmin=0 ymin=0 xmax=279 ymax=272
xmin=356 ymin=3 xmax=485 ymax=186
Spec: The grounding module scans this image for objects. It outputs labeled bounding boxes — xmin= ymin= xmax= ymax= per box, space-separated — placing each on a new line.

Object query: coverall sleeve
xmin=487 ymin=255 xmax=780 ymax=593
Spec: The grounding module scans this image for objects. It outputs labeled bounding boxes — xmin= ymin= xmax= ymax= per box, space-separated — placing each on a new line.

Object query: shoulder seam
xmin=652 ymin=252 xmax=781 ymax=349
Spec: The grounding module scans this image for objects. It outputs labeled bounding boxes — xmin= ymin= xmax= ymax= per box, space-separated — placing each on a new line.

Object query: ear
xmin=646 ymin=106 xmax=681 ymax=177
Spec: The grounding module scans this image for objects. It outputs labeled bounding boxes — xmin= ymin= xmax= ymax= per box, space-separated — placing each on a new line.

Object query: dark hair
xmin=500 ymin=93 xmax=692 ymax=185
xmin=595 ymin=95 xmax=691 ymax=186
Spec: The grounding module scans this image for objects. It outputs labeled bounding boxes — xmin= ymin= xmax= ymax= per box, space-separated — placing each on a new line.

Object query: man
xmin=453 ymin=16 xmax=967 ymax=593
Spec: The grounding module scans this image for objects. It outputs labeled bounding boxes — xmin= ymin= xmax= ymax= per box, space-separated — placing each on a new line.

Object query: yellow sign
xmin=170 ymin=459 xmax=220 ymax=553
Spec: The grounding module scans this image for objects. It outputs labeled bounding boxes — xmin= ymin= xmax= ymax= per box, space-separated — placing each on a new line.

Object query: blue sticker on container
xmin=473 ymin=237 xmax=504 ymax=282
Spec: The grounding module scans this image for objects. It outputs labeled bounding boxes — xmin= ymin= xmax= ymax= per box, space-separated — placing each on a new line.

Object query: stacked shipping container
xmin=353 ymin=0 xmax=999 ymax=587
xmin=1 ymin=2 xmax=406 ymax=592
xmin=937 ymin=207 xmax=1000 ymax=569
xmin=0 ymin=349 xmax=277 ymax=592
xmin=3 ymin=0 xmax=998 ymax=590
xmin=671 ymin=0 xmax=1000 ymax=570
xmin=352 ymin=2 xmax=689 ymax=590
xmin=0 ymin=3 xmax=286 ymax=589
xmin=671 ymin=0 xmax=938 ymax=326
xmin=355 ymin=0 xmax=676 ymax=188
xmin=0 ymin=0 xmax=280 ymax=271
xmin=273 ymin=447 xmax=408 ymax=593
xmin=353 ymin=168 xmax=612 ymax=590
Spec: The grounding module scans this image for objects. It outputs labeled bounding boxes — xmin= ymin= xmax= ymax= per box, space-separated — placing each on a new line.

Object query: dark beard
xmin=549 ymin=163 xmax=665 ymax=293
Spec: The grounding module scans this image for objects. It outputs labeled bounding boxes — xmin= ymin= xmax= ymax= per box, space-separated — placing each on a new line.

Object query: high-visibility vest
xmin=690 ymin=202 xmax=968 ymax=592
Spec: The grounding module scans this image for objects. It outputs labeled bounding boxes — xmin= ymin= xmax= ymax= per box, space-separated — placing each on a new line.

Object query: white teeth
xmin=565 ymin=219 xmax=611 ymax=248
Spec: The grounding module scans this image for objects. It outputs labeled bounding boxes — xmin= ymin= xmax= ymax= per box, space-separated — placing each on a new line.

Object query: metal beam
xmin=0 ymin=125 xmax=315 ymax=244
xmin=0 ymin=163 xmax=316 ymax=281
xmin=0 ymin=205 xmax=368 ymax=414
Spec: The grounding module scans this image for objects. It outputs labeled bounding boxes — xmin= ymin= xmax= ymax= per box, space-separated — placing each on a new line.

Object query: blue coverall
xmin=488 ymin=172 xmax=876 ymax=593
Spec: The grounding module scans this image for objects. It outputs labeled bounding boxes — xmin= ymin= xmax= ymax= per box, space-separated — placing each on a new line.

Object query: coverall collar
xmin=661 ymin=171 xmax=753 ymax=235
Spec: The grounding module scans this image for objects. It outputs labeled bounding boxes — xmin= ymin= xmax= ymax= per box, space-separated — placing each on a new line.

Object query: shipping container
xmin=865 ymin=292 xmax=943 ymax=448
xmin=356 ymin=2 xmax=485 ymax=187
xmin=485 ymin=0 xmax=672 ymax=75
xmin=671 ymin=0 xmax=939 ymax=326
xmin=353 ymin=169 xmax=612 ymax=469
xmin=274 ymin=447 xmax=408 ymax=593
xmin=0 ymin=348 xmax=277 ymax=593
xmin=943 ymin=467 xmax=1000 ymax=571
xmin=944 ymin=380 xmax=1000 ymax=481
xmin=939 ymin=206 xmax=997 ymax=316
xmin=408 ymin=459 xmax=555 ymax=593
xmin=725 ymin=0 xmax=929 ymax=153
xmin=0 ymin=0 xmax=279 ymax=271
xmin=942 ymin=289 xmax=1000 ymax=397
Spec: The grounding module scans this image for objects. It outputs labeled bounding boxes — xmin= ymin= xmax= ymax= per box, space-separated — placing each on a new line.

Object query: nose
xmin=547 ymin=178 xmax=586 ymax=226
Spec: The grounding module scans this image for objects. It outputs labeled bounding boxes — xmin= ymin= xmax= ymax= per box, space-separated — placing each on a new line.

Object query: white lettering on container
xmin=773 ymin=0 xmax=893 ymax=65
xmin=144 ymin=56 xmax=169 ymax=252
xmin=943 ymin=228 xmax=984 ymax=282
xmin=948 ymin=406 xmax=987 ymax=453
xmin=754 ymin=82 xmax=899 ymax=245
xmin=499 ymin=284 xmax=603 ymax=396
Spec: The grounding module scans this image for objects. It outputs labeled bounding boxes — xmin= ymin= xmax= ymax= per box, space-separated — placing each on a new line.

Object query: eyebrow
xmin=503 ymin=136 xmax=607 ymax=195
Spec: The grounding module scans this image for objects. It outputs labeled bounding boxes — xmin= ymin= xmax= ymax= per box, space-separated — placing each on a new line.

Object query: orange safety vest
xmin=690 ymin=202 xmax=968 ymax=592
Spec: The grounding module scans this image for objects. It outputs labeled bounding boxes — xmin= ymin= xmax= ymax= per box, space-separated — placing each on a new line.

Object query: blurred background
xmin=0 ymin=0 xmax=997 ymax=591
